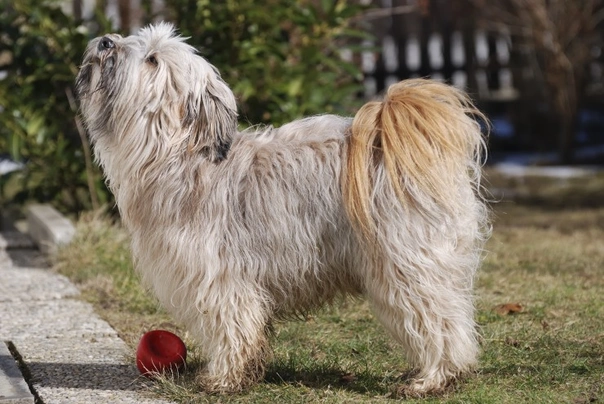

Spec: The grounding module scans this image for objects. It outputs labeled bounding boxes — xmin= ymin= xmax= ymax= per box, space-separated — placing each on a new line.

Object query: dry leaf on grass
xmin=494 ymin=303 xmax=524 ymax=315
xmin=504 ymin=336 xmax=521 ymax=347
xmin=340 ymin=373 xmax=357 ymax=383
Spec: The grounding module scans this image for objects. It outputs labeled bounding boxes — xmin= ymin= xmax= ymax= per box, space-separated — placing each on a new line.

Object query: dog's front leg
xmin=194 ymin=286 xmax=272 ymax=393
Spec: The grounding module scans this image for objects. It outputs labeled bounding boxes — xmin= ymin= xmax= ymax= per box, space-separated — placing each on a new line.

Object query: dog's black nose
xmin=98 ymin=37 xmax=115 ymax=51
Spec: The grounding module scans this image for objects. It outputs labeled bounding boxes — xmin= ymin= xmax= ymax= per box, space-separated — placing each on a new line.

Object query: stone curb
xmin=0 ymin=232 xmax=34 ymax=250
xmin=0 ymin=342 xmax=34 ymax=404
xmin=26 ymin=204 xmax=75 ymax=255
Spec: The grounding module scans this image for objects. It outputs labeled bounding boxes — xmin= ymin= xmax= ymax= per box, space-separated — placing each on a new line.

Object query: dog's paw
xmin=196 ymin=373 xmax=247 ymax=394
xmin=393 ymin=370 xmax=456 ymax=398
xmin=195 ymin=366 xmax=264 ymax=394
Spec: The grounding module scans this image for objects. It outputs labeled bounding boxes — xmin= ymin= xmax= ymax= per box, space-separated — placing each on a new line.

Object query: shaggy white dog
xmin=76 ymin=23 xmax=489 ymax=395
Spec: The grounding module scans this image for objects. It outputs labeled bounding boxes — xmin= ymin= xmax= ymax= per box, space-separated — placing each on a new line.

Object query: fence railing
xmin=357 ymin=0 xmax=604 ymax=158
xmin=357 ymin=1 xmax=517 ymax=102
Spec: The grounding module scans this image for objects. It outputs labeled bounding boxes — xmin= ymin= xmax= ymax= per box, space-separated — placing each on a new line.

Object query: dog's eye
xmin=146 ymin=55 xmax=158 ymax=66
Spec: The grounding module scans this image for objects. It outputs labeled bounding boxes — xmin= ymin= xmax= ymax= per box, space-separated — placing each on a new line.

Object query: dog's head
xmin=76 ymin=23 xmax=237 ymax=163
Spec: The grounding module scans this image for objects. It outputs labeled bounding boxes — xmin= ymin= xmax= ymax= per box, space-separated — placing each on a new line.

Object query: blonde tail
xmin=343 ymin=78 xmax=487 ymax=238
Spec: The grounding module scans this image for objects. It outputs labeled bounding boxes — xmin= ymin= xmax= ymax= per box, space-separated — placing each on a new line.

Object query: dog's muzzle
xmin=95 ymin=36 xmax=117 ymax=72
xmin=76 ymin=34 xmax=121 ymax=101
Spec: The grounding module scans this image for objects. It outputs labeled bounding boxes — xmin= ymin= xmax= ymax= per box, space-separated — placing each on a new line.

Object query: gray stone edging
xmin=0 ymin=342 xmax=34 ymax=404
xmin=26 ymin=204 xmax=75 ymax=255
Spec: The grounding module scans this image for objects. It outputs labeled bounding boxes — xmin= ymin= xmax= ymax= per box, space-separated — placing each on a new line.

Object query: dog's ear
xmin=183 ymin=74 xmax=238 ymax=162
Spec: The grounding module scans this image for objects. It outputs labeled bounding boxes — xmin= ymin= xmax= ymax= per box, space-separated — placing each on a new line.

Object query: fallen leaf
xmin=340 ymin=373 xmax=357 ymax=383
xmin=505 ymin=336 xmax=520 ymax=347
xmin=494 ymin=303 xmax=524 ymax=315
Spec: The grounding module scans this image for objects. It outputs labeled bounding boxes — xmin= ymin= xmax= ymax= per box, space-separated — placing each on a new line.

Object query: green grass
xmin=54 ymin=176 xmax=604 ymax=403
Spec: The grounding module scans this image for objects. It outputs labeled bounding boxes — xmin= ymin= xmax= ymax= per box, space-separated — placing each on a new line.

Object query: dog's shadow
xmin=182 ymin=354 xmax=396 ymax=396
xmin=263 ymin=362 xmax=396 ymax=396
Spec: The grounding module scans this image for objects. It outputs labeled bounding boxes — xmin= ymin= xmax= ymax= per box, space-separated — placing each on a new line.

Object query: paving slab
xmin=0 ymin=217 xmax=174 ymax=403
xmin=0 ymin=267 xmax=79 ymax=303
xmin=8 ymin=337 xmax=131 ymax=365
xmin=29 ymin=387 xmax=166 ymax=404
xmin=0 ymin=300 xmax=120 ymax=341
xmin=10 ymin=339 xmax=163 ymax=404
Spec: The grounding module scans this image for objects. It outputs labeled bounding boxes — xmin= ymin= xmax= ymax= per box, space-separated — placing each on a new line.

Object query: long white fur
xmin=76 ymin=23 xmax=489 ymax=395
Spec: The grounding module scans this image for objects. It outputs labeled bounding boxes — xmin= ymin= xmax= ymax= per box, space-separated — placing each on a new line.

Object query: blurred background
xmin=1 ymin=0 xmax=603 ymax=218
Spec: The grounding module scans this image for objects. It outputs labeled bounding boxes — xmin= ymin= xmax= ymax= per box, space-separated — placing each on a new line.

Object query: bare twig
xmin=356 ymin=5 xmax=417 ymax=21
xmin=65 ymin=87 xmax=100 ymax=211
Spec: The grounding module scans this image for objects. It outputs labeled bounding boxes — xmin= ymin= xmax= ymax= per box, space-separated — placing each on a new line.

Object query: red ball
xmin=136 ymin=330 xmax=187 ymax=376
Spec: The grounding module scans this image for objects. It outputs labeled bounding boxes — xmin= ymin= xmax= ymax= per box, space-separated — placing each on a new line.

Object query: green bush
xmin=0 ymin=0 xmax=370 ymax=215
xmin=165 ymin=0 xmax=369 ymax=125
xmin=0 ymin=0 xmax=112 ymax=213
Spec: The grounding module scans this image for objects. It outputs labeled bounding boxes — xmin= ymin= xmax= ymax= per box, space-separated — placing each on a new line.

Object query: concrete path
xmin=0 ymin=208 xmax=173 ymax=403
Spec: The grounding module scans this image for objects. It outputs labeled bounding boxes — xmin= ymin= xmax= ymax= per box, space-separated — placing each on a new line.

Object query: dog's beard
xmin=98 ymin=55 xmax=116 ymax=91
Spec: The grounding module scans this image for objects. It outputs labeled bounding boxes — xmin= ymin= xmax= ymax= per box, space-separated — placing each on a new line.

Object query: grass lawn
xmin=54 ymin=171 xmax=604 ymax=403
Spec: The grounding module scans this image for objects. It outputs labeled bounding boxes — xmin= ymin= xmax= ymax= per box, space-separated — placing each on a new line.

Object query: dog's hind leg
xmin=194 ymin=288 xmax=271 ymax=393
xmin=366 ymin=260 xmax=479 ymax=396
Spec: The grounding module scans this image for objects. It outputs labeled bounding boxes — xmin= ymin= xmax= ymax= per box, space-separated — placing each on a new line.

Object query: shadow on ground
xmin=25 ymin=361 xmax=149 ymax=391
